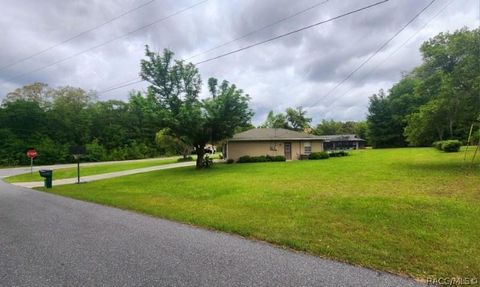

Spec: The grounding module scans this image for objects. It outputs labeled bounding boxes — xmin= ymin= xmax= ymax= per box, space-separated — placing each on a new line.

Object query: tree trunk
xmin=195 ymin=145 xmax=205 ymax=169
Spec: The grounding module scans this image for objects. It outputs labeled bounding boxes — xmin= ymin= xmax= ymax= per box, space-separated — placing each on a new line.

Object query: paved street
xmin=0 ymin=181 xmax=423 ymax=286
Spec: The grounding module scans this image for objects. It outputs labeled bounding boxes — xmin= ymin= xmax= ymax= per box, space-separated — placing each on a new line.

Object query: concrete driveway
xmin=0 ymin=181 xmax=423 ymax=286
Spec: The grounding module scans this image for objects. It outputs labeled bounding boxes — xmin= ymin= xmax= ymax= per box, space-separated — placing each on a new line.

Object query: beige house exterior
xmin=225 ymin=128 xmax=324 ymax=161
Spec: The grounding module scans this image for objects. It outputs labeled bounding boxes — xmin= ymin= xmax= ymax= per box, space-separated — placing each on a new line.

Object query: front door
xmin=284 ymin=142 xmax=291 ymax=160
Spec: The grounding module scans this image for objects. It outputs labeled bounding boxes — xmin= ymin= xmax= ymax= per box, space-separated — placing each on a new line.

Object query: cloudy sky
xmin=0 ymin=0 xmax=478 ymax=124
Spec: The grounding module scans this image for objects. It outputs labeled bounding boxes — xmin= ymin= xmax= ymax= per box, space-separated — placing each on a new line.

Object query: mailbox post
xmin=70 ymin=146 xmax=86 ymax=184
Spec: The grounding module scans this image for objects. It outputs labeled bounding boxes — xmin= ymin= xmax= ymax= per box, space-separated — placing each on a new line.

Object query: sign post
xmin=70 ymin=146 xmax=86 ymax=184
xmin=26 ymin=148 xmax=38 ymax=175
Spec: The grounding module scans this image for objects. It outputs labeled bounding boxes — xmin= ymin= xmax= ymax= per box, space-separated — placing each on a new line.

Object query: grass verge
xmin=38 ymin=148 xmax=480 ymax=279
xmin=5 ymin=157 xmax=181 ymax=182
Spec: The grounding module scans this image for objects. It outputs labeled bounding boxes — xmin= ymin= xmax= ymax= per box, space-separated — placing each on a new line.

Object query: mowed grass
xmin=5 ymin=157 xmax=180 ymax=183
xmin=40 ymin=148 xmax=480 ymax=280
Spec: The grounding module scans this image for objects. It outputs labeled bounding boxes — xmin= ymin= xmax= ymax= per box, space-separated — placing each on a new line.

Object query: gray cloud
xmin=0 ymin=0 xmax=477 ymax=125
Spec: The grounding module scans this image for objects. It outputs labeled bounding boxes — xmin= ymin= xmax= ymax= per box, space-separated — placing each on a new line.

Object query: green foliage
xmin=226 ymin=159 xmax=234 ymax=164
xmin=285 ymin=107 xmax=312 ymax=131
xmin=329 ymin=150 xmax=349 ymax=157
xmin=237 ymin=155 xmax=252 ymax=163
xmin=432 ymin=141 xmax=443 ymax=150
xmin=308 ymin=152 xmax=330 ymax=160
xmin=367 ymin=28 xmax=479 ymax=147
xmin=313 ymin=120 xmax=368 ymax=144
xmin=269 ymin=155 xmax=286 ymax=162
xmin=177 ymin=156 xmax=194 ymax=162
xmin=260 ymin=110 xmax=289 ymax=129
xmin=237 ymin=155 xmax=286 ymax=163
xmin=85 ymin=139 xmax=108 ymax=162
xmin=437 ymin=140 xmax=462 ymax=153
xmin=140 ymin=46 xmax=253 ymax=169
xmin=367 ymin=90 xmax=405 ymax=148
xmin=261 ymin=106 xmax=311 ymax=131
xmin=0 ymin=84 xmax=164 ymax=165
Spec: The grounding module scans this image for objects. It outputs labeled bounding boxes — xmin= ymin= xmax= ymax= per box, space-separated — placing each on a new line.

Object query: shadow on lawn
xmin=395 ymin=161 xmax=479 ymax=175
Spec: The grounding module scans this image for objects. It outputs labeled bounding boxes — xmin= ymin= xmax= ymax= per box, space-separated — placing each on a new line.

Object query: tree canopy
xmin=140 ymin=46 xmax=253 ymax=168
xmin=367 ymin=28 xmax=479 ymax=147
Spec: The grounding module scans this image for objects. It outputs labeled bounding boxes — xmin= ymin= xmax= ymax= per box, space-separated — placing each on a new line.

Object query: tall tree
xmin=140 ymin=47 xmax=253 ymax=168
xmin=367 ymin=90 xmax=403 ymax=148
xmin=261 ymin=111 xmax=289 ymax=129
xmin=285 ymin=106 xmax=311 ymax=131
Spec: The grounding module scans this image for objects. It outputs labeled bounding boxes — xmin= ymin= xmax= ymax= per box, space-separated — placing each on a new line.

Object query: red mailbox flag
xmin=26 ymin=149 xmax=38 ymax=159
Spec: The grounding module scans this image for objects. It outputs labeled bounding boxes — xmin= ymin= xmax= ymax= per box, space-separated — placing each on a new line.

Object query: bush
xmin=237 ymin=155 xmax=286 ymax=163
xmin=441 ymin=140 xmax=461 ymax=152
xmin=433 ymin=140 xmax=462 ymax=152
xmin=309 ymin=152 xmax=330 ymax=160
xmin=226 ymin=159 xmax=234 ymax=164
xmin=177 ymin=156 xmax=194 ymax=162
xmin=432 ymin=141 xmax=443 ymax=151
xmin=271 ymin=155 xmax=286 ymax=162
xmin=329 ymin=150 xmax=349 ymax=157
xmin=85 ymin=139 xmax=108 ymax=162
xmin=237 ymin=155 xmax=251 ymax=163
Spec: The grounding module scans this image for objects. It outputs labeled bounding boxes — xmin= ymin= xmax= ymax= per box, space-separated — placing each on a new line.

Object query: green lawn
xmin=38 ymin=148 xmax=479 ymax=280
xmin=5 ymin=157 xmax=182 ymax=183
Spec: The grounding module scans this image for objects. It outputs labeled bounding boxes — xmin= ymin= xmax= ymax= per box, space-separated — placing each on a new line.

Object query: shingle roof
xmin=317 ymin=134 xmax=366 ymax=141
xmin=229 ymin=128 xmax=323 ymax=141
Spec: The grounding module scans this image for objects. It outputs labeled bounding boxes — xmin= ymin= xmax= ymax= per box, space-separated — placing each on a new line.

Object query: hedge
xmin=237 ymin=155 xmax=286 ymax=163
xmin=308 ymin=152 xmax=330 ymax=160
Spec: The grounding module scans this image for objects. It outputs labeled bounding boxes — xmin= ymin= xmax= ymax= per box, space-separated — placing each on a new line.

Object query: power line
xmin=323 ymin=0 xmax=453 ymax=109
xmin=308 ymin=0 xmax=438 ymax=109
xmin=194 ymin=0 xmax=390 ymax=65
xmin=6 ymin=0 xmax=208 ymax=82
xmin=99 ymin=0 xmax=331 ymax=94
xmin=0 ymin=0 xmax=157 ymax=72
xmin=184 ymin=0 xmax=330 ymax=61
xmin=100 ymin=78 xmax=144 ymax=93
xmin=98 ymin=0 xmax=390 ymax=95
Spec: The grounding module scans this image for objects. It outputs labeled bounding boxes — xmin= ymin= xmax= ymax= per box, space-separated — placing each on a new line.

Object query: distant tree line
xmin=260 ymin=108 xmax=368 ymax=142
xmin=0 ymin=83 xmax=166 ymax=165
xmin=367 ymin=28 xmax=479 ymax=148
xmin=0 ymin=47 xmax=254 ymax=168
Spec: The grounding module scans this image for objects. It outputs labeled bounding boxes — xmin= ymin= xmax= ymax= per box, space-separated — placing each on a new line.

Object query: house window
xmin=304 ymin=142 xmax=311 ymax=155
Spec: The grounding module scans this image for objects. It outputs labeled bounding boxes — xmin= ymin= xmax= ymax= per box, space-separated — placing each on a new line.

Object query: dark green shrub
xmin=329 ymin=150 xmax=349 ymax=157
xmin=177 ymin=156 xmax=194 ymax=162
xmin=309 ymin=152 xmax=329 ymax=160
xmin=338 ymin=150 xmax=349 ymax=156
xmin=272 ymin=155 xmax=286 ymax=161
xmin=441 ymin=140 xmax=461 ymax=152
xmin=226 ymin=159 xmax=234 ymax=164
xmin=237 ymin=155 xmax=251 ymax=163
xmin=85 ymin=139 xmax=108 ymax=162
xmin=237 ymin=155 xmax=285 ymax=163
xmin=432 ymin=141 xmax=443 ymax=150
xmin=255 ymin=155 xmax=267 ymax=162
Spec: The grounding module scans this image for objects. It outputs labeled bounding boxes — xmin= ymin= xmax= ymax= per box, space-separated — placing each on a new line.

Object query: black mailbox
xmin=39 ymin=169 xmax=53 ymax=188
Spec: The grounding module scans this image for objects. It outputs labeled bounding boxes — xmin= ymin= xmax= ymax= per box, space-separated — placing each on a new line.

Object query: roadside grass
xmin=39 ymin=148 xmax=480 ymax=280
xmin=4 ymin=157 xmax=182 ymax=183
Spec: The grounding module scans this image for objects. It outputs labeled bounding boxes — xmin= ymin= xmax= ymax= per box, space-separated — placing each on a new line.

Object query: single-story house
xmin=224 ymin=128 xmax=324 ymax=161
xmin=318 ymin=134 xmax=366 ymax=150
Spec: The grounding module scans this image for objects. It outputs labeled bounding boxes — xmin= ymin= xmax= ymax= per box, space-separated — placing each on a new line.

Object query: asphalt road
xmin=0 ymin=181 xmax=423 ymax=287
